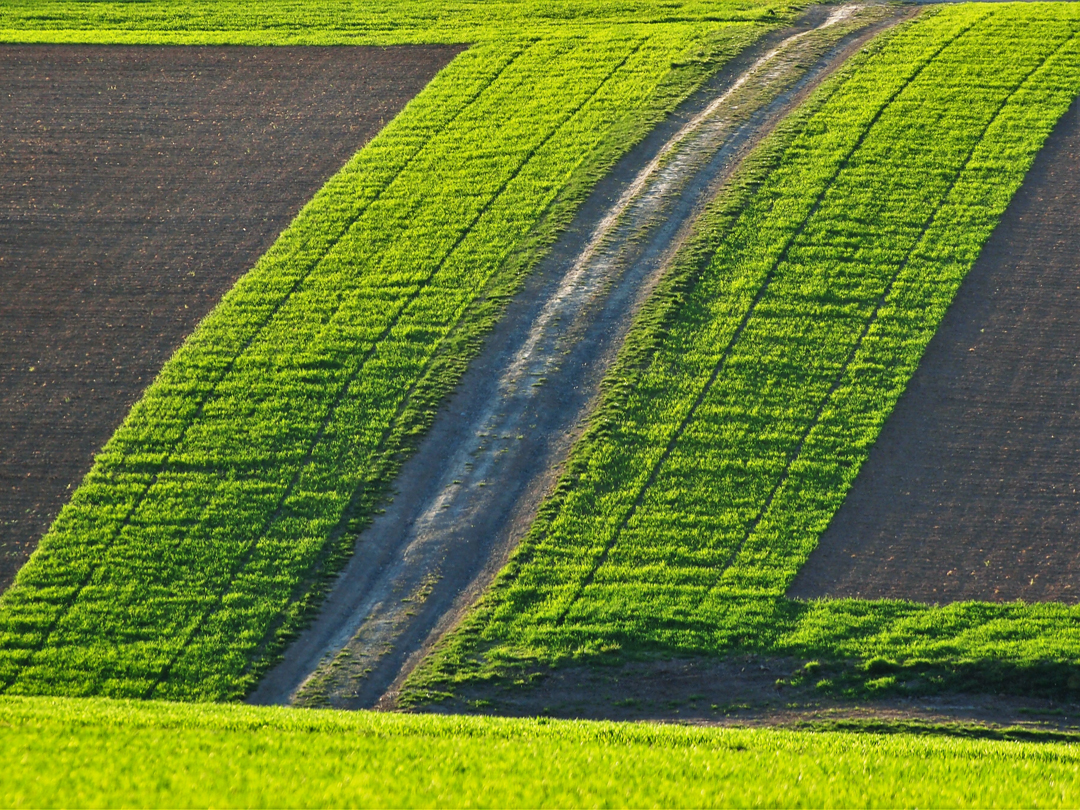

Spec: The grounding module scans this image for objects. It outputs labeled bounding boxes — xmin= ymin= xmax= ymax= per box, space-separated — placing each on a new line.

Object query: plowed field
xmin=0 ymin=44 xmax=458 ymax=592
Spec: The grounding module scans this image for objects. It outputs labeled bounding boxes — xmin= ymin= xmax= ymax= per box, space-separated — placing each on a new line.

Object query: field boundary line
xmin=552 ymin=10 xmax=984 ymax=627
xmin=710 ymin=30 xmax=1079 ymax=594
xmin=145 ymin=37 xmax=647 ymax=697
xmin=0 ymin=43 xmax=527 ymax=696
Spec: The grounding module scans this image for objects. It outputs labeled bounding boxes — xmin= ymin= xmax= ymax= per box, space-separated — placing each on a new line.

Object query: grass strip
xmin=3 ymin=695 xmax=1080 ymax=807
xmin=0 ymin=0 xmax=801 ymax=44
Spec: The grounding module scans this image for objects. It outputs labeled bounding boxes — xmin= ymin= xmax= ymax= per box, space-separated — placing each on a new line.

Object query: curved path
xmin=249 ymin=2 xmax=914 ymax=710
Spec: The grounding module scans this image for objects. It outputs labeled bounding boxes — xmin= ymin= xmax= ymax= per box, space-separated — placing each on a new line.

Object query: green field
xmin=1 ymin=696 xmax=1078 ymax=807
xmin=4 ymin=0 xmax=1080 ymax=803
xmin=409 ymin=1 xmax=1080 ymax=703
xmin=0 ymin=0 xmax=796 ymax=44
xmin=0 ymin=0 xmax=792 ymax=700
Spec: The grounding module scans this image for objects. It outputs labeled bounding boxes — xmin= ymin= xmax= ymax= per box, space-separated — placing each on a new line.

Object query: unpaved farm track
xmin=791 ymin=94 xmax=1080 ymax=605
xmin=250 ymin=3 xmax=916 ymax=710
xmin=0 ymin=45 xmax=460 ymax=593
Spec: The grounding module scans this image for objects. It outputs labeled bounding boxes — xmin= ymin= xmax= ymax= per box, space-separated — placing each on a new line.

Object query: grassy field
xmin=3 ymin=2 xmax=1080 ymax=806
xmin=1 ymin=695 xmax=1078 ymax=807
xmin=0 ymin=0 xmax=798 ymax=44
xmin=408 ymin=2 xmax=1080 ymax=704
xmin=6 ymin=0 xmax=1080 ymax=719
xmin=0 ymin=1 xmax=801 ymax=700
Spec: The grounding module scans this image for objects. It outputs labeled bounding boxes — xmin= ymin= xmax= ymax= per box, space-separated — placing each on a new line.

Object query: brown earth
xmin=0 ymin=44 xmax=461 ymax=594
xmin=421 ymin=657 xmax=1080 ymax=739
xmin=789 ymin=95 xmax=1080 ymax=604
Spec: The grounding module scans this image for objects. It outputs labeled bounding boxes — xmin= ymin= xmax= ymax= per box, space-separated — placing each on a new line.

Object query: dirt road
xmin=249 ymin=3 xmax=915 ymax=710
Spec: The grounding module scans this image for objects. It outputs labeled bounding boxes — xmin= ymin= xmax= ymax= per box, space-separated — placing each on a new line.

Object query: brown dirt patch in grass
xmin=789 ymin=97 xmax=1080 ymax=604
xmin=418 ymin=657 xmax=1080 ymax=739
xmin=0 ymin=44 xmax=461 ymax=593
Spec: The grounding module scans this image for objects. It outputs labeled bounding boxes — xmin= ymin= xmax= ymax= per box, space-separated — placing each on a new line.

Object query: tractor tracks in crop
xmin=248 ymin=1 xmax=917 ymax=711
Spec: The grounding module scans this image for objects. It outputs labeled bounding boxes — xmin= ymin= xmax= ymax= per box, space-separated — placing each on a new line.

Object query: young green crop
xmin=0 ymin=0 xmax=799 ymax=44
xmin=4 ymin=695 xmax=1080 ymax=808
xmin=0 ymin=3 xmax=786 ymax=699
xmin=410 ymin=3 xmax=1080 ymax=702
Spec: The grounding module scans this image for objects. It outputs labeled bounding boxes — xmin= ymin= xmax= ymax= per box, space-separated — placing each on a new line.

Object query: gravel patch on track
xmin=0 ymin=44 xmax=460 ymax=593
xmin=249 ymin=3 xmax=915 ymax=710
xmin=790 ymin=95 xmax=1080 ymax=604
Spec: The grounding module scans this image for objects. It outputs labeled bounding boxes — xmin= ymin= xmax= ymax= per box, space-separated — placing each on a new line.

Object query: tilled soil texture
xmin=0 ymin=44 xmax=461 ymax=593
xmin=790 ymin=96 xmax=1080 ymax=604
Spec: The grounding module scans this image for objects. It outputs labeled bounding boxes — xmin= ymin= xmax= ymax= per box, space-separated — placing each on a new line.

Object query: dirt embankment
xmin=424 ymin=656 xmax=1080 ymax=739
xmin=249 ymin=3 xmax=916 ymax=711
xmin=0 ymin=44 xmax=460 ymax=593
xmin=791 ymin=95 xmax=1080 ymax=605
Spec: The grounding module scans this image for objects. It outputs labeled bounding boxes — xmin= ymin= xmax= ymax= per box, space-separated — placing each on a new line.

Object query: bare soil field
xmin=790 ymin=97 xmax=1080 ymax=604
xmin=0 ymin=44 xmax=460 ymax=593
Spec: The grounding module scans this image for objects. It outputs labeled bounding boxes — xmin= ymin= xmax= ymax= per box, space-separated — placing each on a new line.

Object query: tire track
xmin=248 ymin=2 xmax=913 ymax=710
